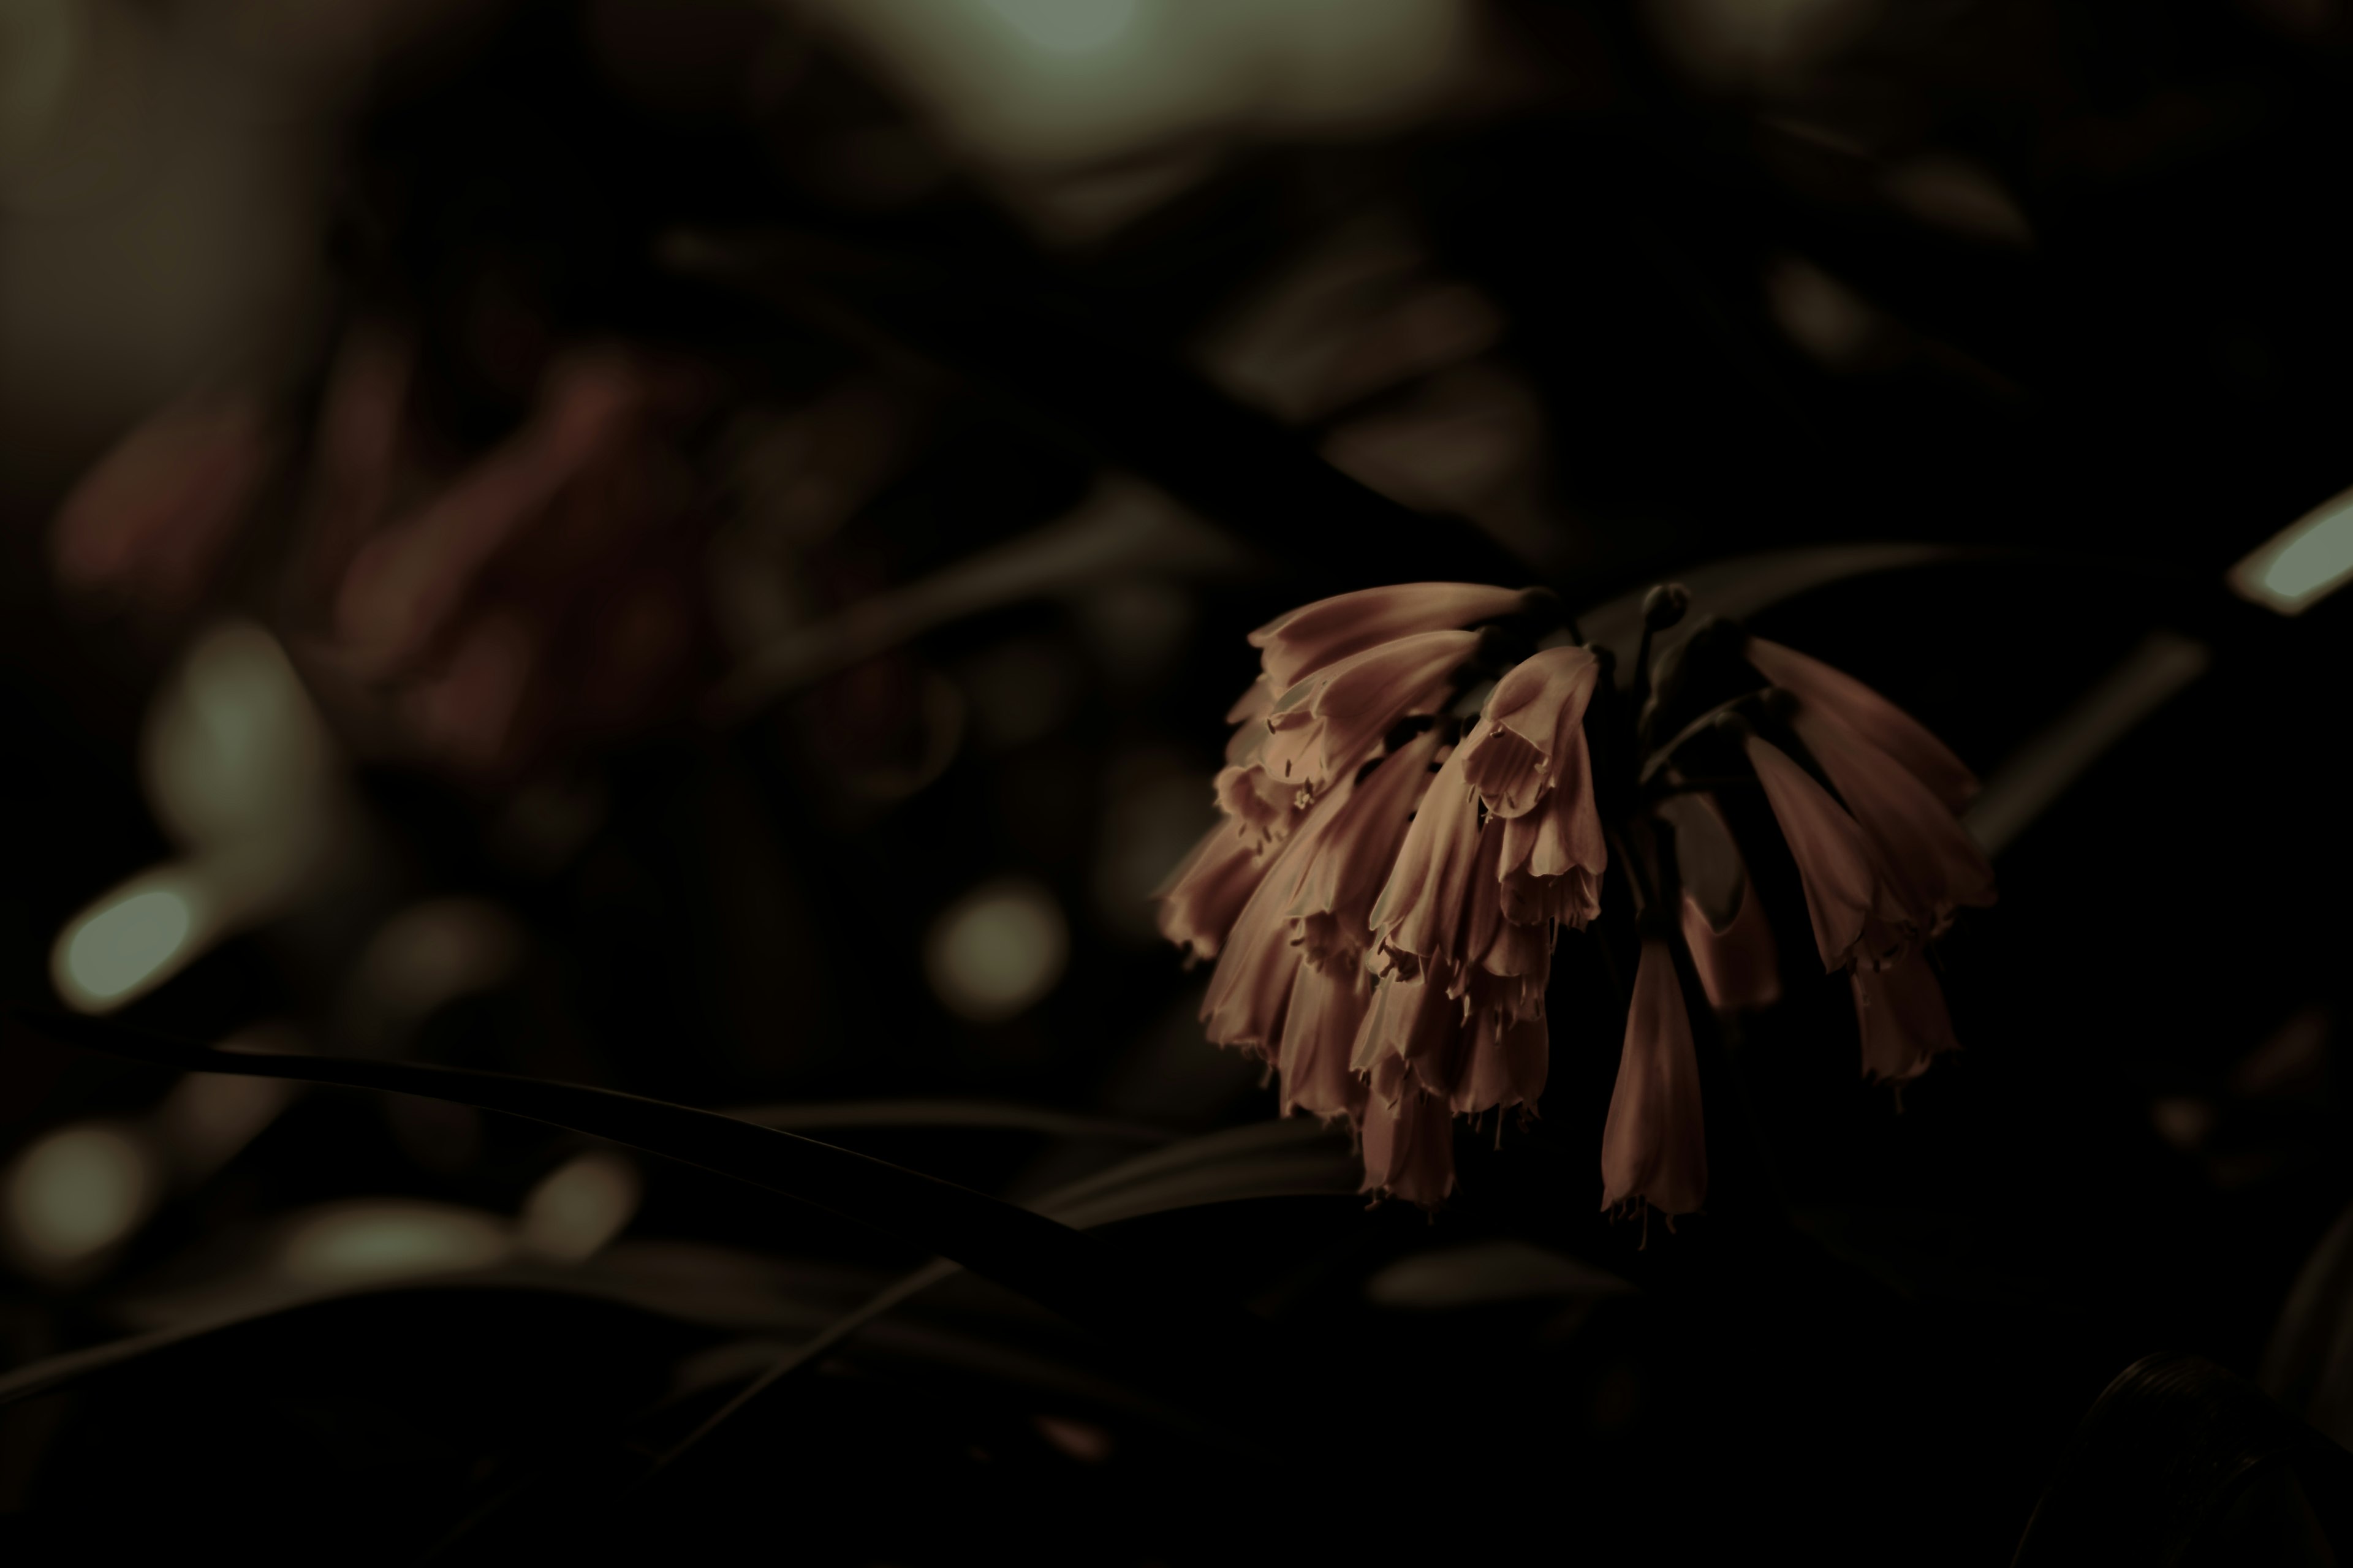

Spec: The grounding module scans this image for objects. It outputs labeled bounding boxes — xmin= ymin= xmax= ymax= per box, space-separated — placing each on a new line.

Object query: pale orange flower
xmin=1599 ymin=939 xmax=1707 ymax=1224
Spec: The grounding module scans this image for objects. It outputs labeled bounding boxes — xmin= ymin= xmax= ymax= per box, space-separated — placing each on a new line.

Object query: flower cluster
xmin=1159 ymin=581 xmax=1995 ymax=1225
xmin=1159 ymin=583 xmax=1599 ymax=1206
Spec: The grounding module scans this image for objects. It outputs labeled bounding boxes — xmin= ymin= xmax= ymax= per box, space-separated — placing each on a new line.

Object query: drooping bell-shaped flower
xmin=1852 ymin=953 xmax=1961 ymax=1085
xmin=1279 ymin=960 xmax=1374 ymax=1120
xmin=1351 ymin=965 xmax=1466 ymax=1093
xmin=1199 ymin=778 xmax=1362 ymax=1059
xmin=1450 ymin=1004 xmax=1550 ymax=1117
xmin=1656 ymin=790 xmax=1778 ymax=1011
xmin=1457 ymin=646 xmax=1602 ymax=814
xmin=1251 ymin=582 xmax=1528 ymax=691
xmin=1366 ymin=740 xmax=1493 ymax=987
xmin=1599 ymin=939 xmax=1708 ymax=1223
xmin=1360 ymin=1066 xmax=1458 ymax=1207
xmin=1786 ymin=700 xmax=1995 ymax=937
xmin=1743 ymin=733 xmax=1904 ymax=971
xmin=1154 ymin=820 xmax=1275 ymax=966
xmin=1286 ymin=729 xmax=1445 ymax=969
xmin=1457 ymin=645 xmax=1608 ymax=930
xmin=1745 ymin=637 xmax=1979 ymax=814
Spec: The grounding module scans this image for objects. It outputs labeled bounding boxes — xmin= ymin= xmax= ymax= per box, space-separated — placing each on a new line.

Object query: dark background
xmin=4 ymin=1 xmax=2353 ymax=1560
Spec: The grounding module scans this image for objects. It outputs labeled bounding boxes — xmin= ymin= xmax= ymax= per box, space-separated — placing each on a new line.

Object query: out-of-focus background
xmin=6 ymin=1 xmax=2353 ymax=1561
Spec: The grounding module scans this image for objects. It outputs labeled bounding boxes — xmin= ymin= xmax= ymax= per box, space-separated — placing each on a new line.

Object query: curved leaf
xmin=6 ymin=1009 xmax=1276 ymax=1394
xmin=726 ymin=1098 xmax=1173 ymax=1145
xmin=2013 ymin=1352 xmax=2353 ymax=1566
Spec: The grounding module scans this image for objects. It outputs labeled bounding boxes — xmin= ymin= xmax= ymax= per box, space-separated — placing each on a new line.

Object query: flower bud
xmin=1642 ymin=583 xmax=1692 ymax=632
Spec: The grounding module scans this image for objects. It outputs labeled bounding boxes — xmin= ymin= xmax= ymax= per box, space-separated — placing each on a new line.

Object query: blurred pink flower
xmin=51 ymin=392 xmax=275 ymax=616
xmin=1599 ymin=939 xmax=1707 ymax=1225
xmin=1250 ymin=581 xmax=1526 ymax=691
xmin=51 ymin=322 xmax=721 ymax=784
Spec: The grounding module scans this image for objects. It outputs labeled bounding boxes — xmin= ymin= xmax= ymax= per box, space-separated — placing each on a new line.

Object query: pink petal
xmin=1452 ymin=1004 xmax=1548 ymax=1116
xmin=1682 ymin=885 xmax=1780 ymax=1013
xmin=1200 ymin=779 xmax=1360 ymax=1055
xmin=1250 ymin=581 xmax=1526 ymax=691
xmin=1261 ymin=629 xmax=1477 ymax=790
xmin=1791 ymin=705 xmax=1996 ymax=933
xmin=1284 ymin=729 xmax=1444 ymax=965
xmin=1154 ymin=821 xmax=1271 ymax=964
xmin=1360 ymin=1088 xmax=1458 ymax=1208
xmin=1226 ymin=676 xmax=1274 ymax=727
xmin=1496 ymin=725 xmax=1606 ymax=929
xmin=1367 ymin=741 xmax=1487 ymax=977
xmin=1745 ymin=736 xmax=1880 ymax=972
xmin=1350 ymin=969 xmax=1464 ymax=1080
xmin=1215 ymin=763 xmax=1300 ymax=838
xmin=1745 ymin=637 xmax=1978 ymax=814
xmin=1279 ymin=961 xmax=1373 ymax=1120
xmin=1599 ymin=939 xmax=1707 ymax=1219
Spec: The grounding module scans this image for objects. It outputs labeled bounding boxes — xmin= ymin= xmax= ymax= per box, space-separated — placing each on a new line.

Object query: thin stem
xmin=1637 ymin=687 xmax=1770 ymax=786
xmin=1647 ymin=774 xmax=1760 ymax=798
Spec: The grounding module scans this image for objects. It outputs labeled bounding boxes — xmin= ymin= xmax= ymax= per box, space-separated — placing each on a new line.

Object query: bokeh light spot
xmin=518 ymin=1150 xmax=642 ymax=1264
xmin=976 ymin=0 xmax=1140 ymax=55
xmin=278 ymin=1201 xmax=509 ymax=1286
xmin=2234 ymin=488 xmax=2353 ymax=615
xmin=6 ymin=1123 xmax=154 ymax=1267
xmin=926 ymin=877 xmax=1069 ymax=1022
xmin=55 ymin=884 xmax=195 ymax=1010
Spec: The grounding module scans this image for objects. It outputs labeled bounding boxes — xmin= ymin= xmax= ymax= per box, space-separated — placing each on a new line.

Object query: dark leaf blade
xmin=2264 ymin=1199 xmax=2353 ymax=1447
xmin=2013 ymin=1352 xmax=2353 ymax=1566
xmin=727 ymin=1099 xmax=1173 ymax=1145
xmin=6 ymin=1008 xmax=1276 ymax=1388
